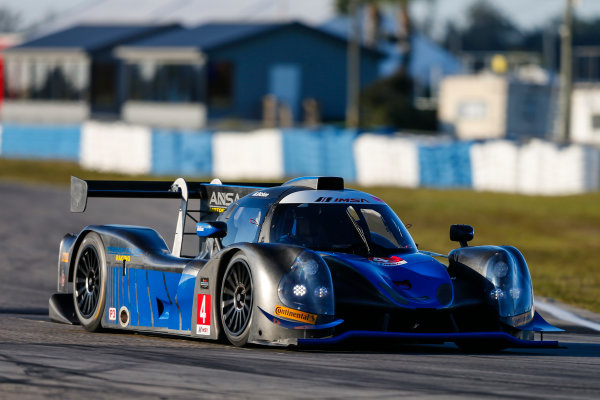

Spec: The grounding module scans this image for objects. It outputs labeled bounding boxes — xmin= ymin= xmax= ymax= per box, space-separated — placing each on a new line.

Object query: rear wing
xmin=70 ymin=176 xmax=280 ymax=257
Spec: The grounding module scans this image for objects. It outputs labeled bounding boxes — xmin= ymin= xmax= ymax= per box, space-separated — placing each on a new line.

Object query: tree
xmin=443 ymin=0 xmax=523 ymax=52
xmin=0 ymin=7 xmax=22 ymax=33
xmin=335 ymin=0 xmax=413 ymax=75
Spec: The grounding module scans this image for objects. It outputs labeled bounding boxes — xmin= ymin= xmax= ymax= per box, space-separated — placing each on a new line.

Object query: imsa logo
xmin=315 ymin=197 xmax=369 ymax=203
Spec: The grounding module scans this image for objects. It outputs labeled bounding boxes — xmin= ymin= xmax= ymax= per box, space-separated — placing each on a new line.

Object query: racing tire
xmin=72 ymin=232 xmax=107 ymax=332
xmin=220 ymin=253 xmax=254 ymax=347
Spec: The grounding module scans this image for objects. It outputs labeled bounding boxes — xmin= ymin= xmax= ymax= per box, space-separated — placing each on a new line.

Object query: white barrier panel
xmin=470 ymin=140 xmax=519 ymax=193
xmin=353 ymin=134 xmax=419 ymax=187
xmin=555 ymin=145 xmax=588 ymax=195
xmin=212 ymin=129 xmax=283 ymax=180
xmin=80 ymin=121 xmax=152 ymax=174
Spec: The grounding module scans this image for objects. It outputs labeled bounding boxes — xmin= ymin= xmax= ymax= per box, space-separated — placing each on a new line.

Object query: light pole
xmin=346 ymin=0 xmax=361 ymax=128
xmin=557 ymin=0 xmax=574 ymax=143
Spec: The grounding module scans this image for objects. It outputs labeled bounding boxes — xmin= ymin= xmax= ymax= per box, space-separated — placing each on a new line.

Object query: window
xmin=126 ymin=63 xmax=201 ymax=103
xmin=3 ymin=58 xmax=88 ymax=101
xmin=457 ymin=101 xmax=487 ymax=119
xmin=221 ymin=207 xmax=263 ymax=247
xmin=591 ymin=114 xmax=600 ymax=131
xmin=207 ymin=61 xmax=234 ymax=107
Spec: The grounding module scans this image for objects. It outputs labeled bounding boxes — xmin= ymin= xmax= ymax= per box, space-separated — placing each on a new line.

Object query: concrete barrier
xmin=353 ymin=133 xmax=419 ymax=187
xmin=1 ymin=120 xmax=599 ymax=195
xmin=80 ymin=121 xmax=151 ymax=174
xmin=0 ymin=123 xmax=80 ymax=160
xmin=212 ymin=129 xmax=283 ymax=180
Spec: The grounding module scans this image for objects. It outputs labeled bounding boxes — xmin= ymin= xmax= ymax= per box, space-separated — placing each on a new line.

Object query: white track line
xmin=535 ymin=300 xmax=600 ymax=332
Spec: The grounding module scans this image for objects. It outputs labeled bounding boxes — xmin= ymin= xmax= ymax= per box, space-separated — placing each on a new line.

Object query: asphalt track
xmin=1 ymin=181 xmax=600 ymax=399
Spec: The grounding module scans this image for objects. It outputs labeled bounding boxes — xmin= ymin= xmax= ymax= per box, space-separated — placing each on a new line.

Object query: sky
xmin=3 ymin=0 xmax=600 ymax=34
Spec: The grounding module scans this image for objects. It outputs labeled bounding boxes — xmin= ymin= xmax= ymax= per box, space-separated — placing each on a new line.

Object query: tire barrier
xmin=1 ymin=121 xmax=599 ymax=195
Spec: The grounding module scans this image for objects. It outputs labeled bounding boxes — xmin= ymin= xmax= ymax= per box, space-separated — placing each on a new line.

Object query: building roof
xmin=120 ymin=21 xmax=384 ymax=57
xmin=10 ymin=24 xmax=180 ymax=52
xmin=127 ymin=22 xmax=281 ymax=50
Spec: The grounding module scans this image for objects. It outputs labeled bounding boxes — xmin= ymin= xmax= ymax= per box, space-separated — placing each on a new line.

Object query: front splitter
xmin=298 ymin=330 xmax=560 ymax=348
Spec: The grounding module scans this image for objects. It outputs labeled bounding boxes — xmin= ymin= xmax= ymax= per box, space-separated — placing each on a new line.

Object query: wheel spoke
xmin=75 ymin=245 xmax=101 ymax=319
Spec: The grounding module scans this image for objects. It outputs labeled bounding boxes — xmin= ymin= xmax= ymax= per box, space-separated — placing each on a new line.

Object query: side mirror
xmin=196 ymin=221 xmax=227 ymax=238
xmin=450 ymin=224 xmax=474 ymax=248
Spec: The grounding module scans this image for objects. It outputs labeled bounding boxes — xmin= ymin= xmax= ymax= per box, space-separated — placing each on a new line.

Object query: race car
xmin=49 ymin=176 xmax=562 ymax=350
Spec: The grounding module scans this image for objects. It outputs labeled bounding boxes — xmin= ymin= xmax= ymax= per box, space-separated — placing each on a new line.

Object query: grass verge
xmin=2 ymin=158 xmax=599 ymax=313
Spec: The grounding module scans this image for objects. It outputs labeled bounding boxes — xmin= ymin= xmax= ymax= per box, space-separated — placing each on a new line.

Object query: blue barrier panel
xmin=282 ymin=128 xmax=324 ymax=177
xmin=0 ymin=123 xmax=81 ymax=160
xmin=418 ymin=141 xmax=473 ymax=188
xmin=322 ymin=127 xmax=357 ymax=180
xmin=179 ymin=132 xmax=213 ymax=176
xmin=151 ymin=130 xmax=212 ymax=177
xmin=282 ymin=127 xmax=357 ymax=180
xmin=151 ymin=130 xmax=180 ymax=175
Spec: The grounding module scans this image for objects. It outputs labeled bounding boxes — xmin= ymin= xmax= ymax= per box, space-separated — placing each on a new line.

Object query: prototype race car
xmin=49 ymin=176 xmax=562 ymax=350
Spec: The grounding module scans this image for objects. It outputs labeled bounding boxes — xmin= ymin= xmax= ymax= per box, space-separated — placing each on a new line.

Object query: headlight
xmin=278 ymin=251 xmax=334 ymax=315
xmin=485 ymin=247 xmax=534 ymax=327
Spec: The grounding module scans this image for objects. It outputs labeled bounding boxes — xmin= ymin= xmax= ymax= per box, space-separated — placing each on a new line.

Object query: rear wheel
xmin=72 ymin=233 xmax=107 ymax=331
xmin=220 ymin=254 xmax=253 ymax=346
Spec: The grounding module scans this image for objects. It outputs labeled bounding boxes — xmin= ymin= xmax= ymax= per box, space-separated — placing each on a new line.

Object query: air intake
xmin=282 ymin=177 xmax=344 ymax=190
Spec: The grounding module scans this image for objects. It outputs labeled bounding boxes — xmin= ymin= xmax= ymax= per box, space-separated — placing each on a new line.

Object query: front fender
xmin=449 ymin=245 xmax=535 ymax=328
xmin=193 ymin=244 xmax=336 ymax=346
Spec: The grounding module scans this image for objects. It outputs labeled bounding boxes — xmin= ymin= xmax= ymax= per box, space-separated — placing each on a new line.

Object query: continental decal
xmin=116 ymin=254 xmax=131 ymax=262
xmin=274 ymin=305 xmax=317 ymax=325
xmin=209 ymin=206 xmax=227 ymax=213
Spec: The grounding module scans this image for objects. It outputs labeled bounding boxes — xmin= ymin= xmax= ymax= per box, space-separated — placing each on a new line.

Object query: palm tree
xmin=335 ymin=0 xmax=413 ymax=75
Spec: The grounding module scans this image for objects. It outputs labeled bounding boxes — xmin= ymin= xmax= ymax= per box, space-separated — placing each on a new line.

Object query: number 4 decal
xmin=199 ymin=295 xmax=207 ymax=324
xmin=196 ymin=294 xmax=211 ymax=336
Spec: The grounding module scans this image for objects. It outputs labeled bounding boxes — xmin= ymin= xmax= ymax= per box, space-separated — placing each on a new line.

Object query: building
xmin=115 ymin=21 xmax=383 ymax=129
xmin=0 ymin=34 xmax=23 ymax=111
xmin=571 ymin=84 xmax=600 ymax=146
xmin=1 ymin=24 xmax=179 ymax=123
xmin=438 ymin=73 xmax=557 ymax=140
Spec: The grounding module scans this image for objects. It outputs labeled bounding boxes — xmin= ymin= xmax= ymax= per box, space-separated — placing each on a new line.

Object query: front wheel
xmin=72 ymin=233 xmax=107 ymax=331
xmin=220 ymin=253 xmax=254 ymax=346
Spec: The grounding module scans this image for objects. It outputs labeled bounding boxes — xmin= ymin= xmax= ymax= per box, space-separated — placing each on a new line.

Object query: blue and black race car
xmin=49 ymin=176 xmax=562 ymax=350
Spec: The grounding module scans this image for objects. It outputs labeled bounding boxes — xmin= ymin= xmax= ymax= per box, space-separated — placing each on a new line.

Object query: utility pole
xmin=346 ymin=0 xmax=360 ymax=128
xmin=557 ymin=0 xmax=574 ymax=143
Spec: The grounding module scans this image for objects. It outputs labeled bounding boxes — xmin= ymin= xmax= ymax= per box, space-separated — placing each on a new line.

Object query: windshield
xmin=269 ymin=203 xmax=417 ymax=256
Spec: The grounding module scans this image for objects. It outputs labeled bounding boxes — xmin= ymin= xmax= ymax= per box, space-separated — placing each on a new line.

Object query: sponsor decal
xmin=209 ymin=191 xmax=239 ymax=212
xmin=370 ymin=195 xmax=384 ymax=203
xmin=115 ymin=254 xmax=131 ymax=262
xmin=107 ymin=247 xmax=141 ymax=257
xmin=315 ymin=197 xmax=370 ymax=203
xmin=196 ymin=294 xmax=211 ymax=336
xmin=252 ymin=191 xmax=269 ymax=197
xmin=200 ymin=277 xmax=209 ymax=289
xmin=108 ymin=307 xmax=117 ymax=321
xmin=369 ymin=256 xmax=408 ymax=266
xmin=274 ymin=305 xmax=317 ymax=325
xmin=61 ymin=271 xmax=66 ymax=287
xmin=61 ymin=252 xmax=69 ymax=263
